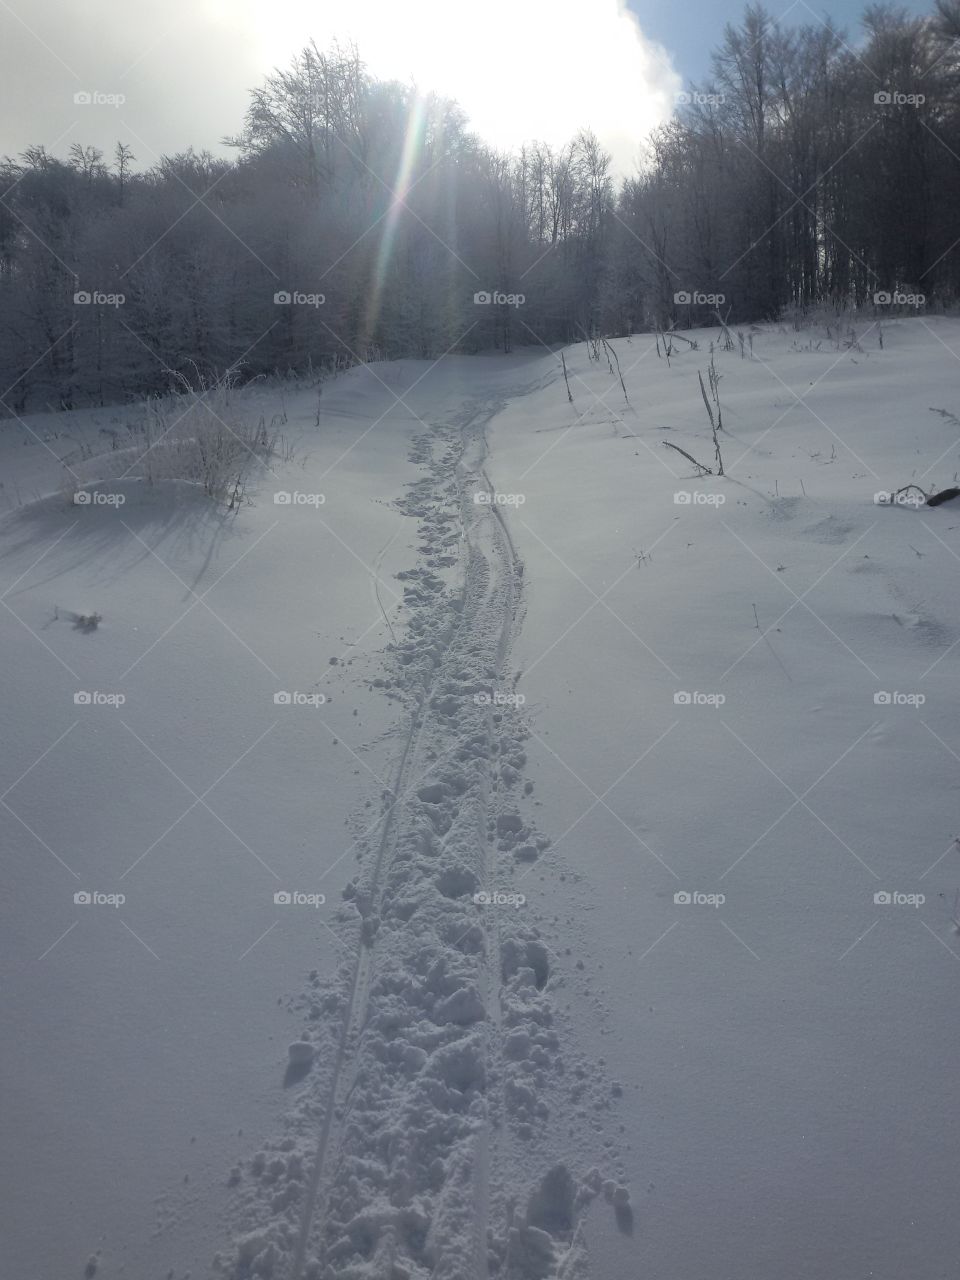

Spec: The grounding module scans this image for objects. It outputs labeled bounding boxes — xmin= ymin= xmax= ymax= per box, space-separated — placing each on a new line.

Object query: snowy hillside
xmin=2 ymin=317 xmax=960 ymax=1280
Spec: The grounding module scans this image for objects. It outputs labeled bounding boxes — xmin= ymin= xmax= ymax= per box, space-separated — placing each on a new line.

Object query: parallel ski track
xmin=290 ymin=402 xmax=523 ymax=1280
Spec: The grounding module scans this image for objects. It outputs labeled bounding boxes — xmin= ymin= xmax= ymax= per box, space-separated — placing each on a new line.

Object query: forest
xmin=2 ymin=1 xmax=960 ymax=411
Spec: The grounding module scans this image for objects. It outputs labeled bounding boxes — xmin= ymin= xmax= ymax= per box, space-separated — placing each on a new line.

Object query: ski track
xmin=218 ymin=388 xmax=627 ymax=1280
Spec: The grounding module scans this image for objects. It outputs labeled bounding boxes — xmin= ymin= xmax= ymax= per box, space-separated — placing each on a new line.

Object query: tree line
xmin=2 ymin=4 xmax=960 ymax=413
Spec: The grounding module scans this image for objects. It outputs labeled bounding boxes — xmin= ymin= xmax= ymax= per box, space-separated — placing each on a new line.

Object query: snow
xmin=0 ymin=367 xmax=430 ymax=1278
xmin=488 ymin=316 xmax=960 ymax=1278
xmin=2 ymin=320 xmax=960 ymax=1278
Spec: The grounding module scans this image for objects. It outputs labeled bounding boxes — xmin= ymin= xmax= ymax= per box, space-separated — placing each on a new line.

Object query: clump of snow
xmin=286 ymin=1041 xmax=315 ymax=1067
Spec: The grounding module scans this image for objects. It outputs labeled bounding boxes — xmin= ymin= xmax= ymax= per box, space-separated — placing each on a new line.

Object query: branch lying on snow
xmin=879 ymin=483 xmax=960 ymax=507
xmin=662 ymin=441 xmax=713 ymax=474
xmin=927 ymin=486 xmax=960 ymax=506
xmin=664 ymin=328 xmax=699 ymax=349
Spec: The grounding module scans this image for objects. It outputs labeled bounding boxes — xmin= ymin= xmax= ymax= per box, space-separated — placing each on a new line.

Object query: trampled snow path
xmin=221 ymin=392 xmax=626 ymax=1280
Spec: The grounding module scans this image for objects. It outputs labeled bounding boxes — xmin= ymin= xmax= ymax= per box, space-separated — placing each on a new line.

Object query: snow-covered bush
xmin=132 ymin=368 xmax=282 ymax=502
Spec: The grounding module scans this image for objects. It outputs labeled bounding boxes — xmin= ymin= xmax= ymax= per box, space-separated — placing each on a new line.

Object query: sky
xmin=627 ymin=0 xmax=932 ymax=85
xmin=0 ymin=0 xmax=937 ymax=177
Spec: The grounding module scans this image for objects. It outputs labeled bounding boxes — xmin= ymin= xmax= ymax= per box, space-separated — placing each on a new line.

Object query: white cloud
xmin=253 ymin=0 xmax=680 ymax=174
xmin=0 ymin=0 xmax=679 ymax=175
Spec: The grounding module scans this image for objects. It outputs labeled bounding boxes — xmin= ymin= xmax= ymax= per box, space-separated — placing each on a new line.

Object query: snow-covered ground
xmin=2 ymin=318 xmax=959 ymax=1279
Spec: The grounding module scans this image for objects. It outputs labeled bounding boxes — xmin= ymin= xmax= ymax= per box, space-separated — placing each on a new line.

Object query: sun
xmin=244 ymin=0 xmax=680 ymax=175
